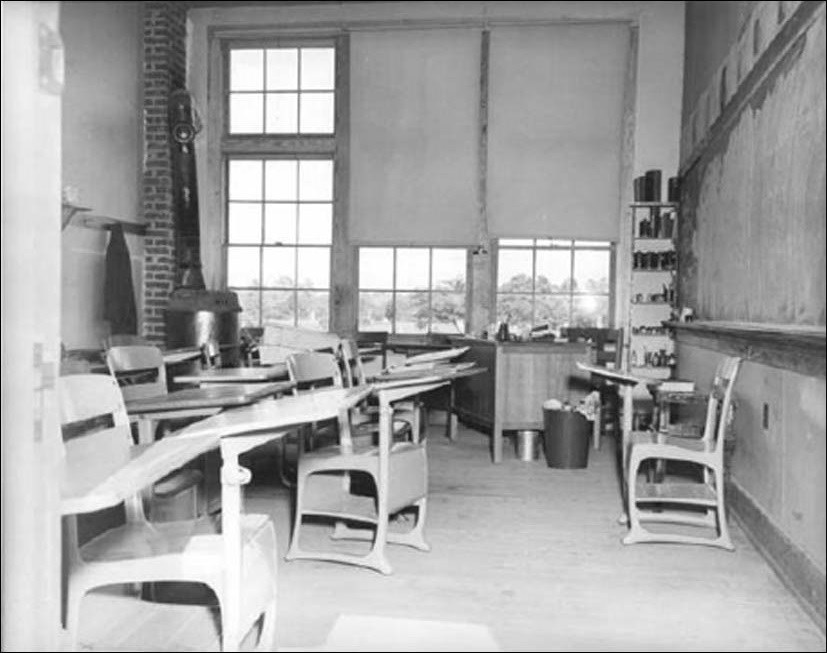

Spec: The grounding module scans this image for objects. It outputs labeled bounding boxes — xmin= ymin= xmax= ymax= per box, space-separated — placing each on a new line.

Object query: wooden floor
xmin=78 ymin=423 xmax=826 ymax=651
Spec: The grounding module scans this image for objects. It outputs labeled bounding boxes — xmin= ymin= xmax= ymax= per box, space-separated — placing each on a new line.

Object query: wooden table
xmin=450 ymin=337 xmax=591 ymax=463
xmin=174 ymin=364 xmax=288 ymax=386
xmin=124 ymin=381 xmax=295 ymax=444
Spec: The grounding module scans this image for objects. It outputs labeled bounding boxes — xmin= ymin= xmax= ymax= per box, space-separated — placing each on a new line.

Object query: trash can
xmin=543 ymin=406 xmax=590 ymax=469
xmin=515 ymin=430 xmax=541 ymax=461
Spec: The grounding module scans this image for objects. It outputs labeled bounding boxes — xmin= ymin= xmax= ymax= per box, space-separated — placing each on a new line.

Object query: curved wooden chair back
xmin=286 ymin=351 xmax=343 ymax=391
xmin=105 ymin=345 xmax=167 ymax=401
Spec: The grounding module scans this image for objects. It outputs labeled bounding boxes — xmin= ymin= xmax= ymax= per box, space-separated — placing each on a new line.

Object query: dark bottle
xmin=496 ymin=321 xmax=510 ymax=342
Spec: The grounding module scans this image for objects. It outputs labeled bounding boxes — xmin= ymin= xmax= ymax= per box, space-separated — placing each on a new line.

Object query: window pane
xmin=296 ymin=247 xmax=330 ymax=289
xmin=359 ymin=248 xmax=393 ymax=289
xmin=262 ymin=290 xmax=295 ymax=326
xmin=572 ymin=295 xmax=609 ymax=328
xmin=300 ymin=48 xmax=335 ymax=90
xmin=266 ymin=48 xmax=298 ymax=90
xmin=536 ymin=249 xmax=572 ymax=292
xmin=430 ymin=292 xmax=466 ymax=333
xmin=498 ymin=249 xmax=532 ymax=291
xmin=264 ymin=203 xmax=296 ymax=244
xmin=233 ymin=289 xmax=261 ymax=327
xmin=496 ymin=294 xmax=533 ymax=333
xmin=265 ymin=160 xmax=297 ymax=201
xmin=297 ymin=290 xmax=329 ymax=330
xmin=395 ymin=292 xmax=428 ymax=334
xmin=230 ymin=49 xmax=263 ymax=91
xmin=228 ymin=202 xmax=262 ymax=244
xmin=262 ymin=246 xmax=295 ymax=286
xmin=300 ymin=93 xmax=334 ymax=133
xmin=575 ymin=240 xmax=611 ymax=248
xmin=395 ymin=249 xmax=429 ymax=290
xmin=358 ymin=292 xmax=393 ymax=331
xmin=536 ymin=294 xmax=571 ymax=330
xmin=432 ymin=249 xmax=466 ymax=291
xmin=227 ymin=247 xmax=260 ymax=286
xmin=298 ymin=204 xmax=332 ymax=244
xmin=573 ymin=249 xmax=610 ymax=293
xmin=229 ymin=160 xmax=262 ymax=201
xmin=499 ymin=238 xmax=533 ymax=247
xmin=265 ymin=93 xmax=298 ymax=133
xmin=229 ymin=93 xmax=263 ymax=134
xmin=299 ymin=160 xmax=333 ymax=201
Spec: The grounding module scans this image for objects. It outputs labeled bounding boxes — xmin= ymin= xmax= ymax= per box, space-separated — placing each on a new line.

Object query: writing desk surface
xmin=179 ymin=386 xmax=373 ymax=439
xmin=576 ymin=362 xmax=646 ymax=387
xmin=61 ymin=432 xmax=220 ymax=516
xmin=174 ymin=364 xmax=288 ymax=385
xmin=124 ymin=381 xmax=294 ymax=414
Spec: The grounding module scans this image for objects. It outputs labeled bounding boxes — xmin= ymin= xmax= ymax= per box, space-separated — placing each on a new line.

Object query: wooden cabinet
xmin=450 ymin=337 xmax=590 ymax=463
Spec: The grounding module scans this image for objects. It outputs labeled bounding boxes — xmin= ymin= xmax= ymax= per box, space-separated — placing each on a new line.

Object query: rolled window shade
xmin=487 ymin=23 xmax=630 ymax=240
xmin=350 ymin=28 xmax=480 ymax=245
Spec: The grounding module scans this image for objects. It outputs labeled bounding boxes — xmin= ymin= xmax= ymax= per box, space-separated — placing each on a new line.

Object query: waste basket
xmin=543 ymin=406 xmax=590 ymax=468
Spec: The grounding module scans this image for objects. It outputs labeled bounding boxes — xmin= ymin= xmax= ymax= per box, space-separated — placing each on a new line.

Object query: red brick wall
xmin=141 ymin=1 xmax=188 ymax=344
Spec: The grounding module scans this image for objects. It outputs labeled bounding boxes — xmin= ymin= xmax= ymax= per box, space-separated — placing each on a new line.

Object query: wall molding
xmin=680 ymin=1 xmax=823 ymax=175
xmin=728 ymin=479 xmax=826 ymax=632
xmin=670 ymin=321 xmax=826 ymax=378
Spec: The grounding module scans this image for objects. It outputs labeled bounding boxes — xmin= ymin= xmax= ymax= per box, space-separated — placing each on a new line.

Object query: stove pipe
xmin=165 ymin=89 xmax=240 ymax=365
xmin=169 ymin=88 xmax=205 ymax=290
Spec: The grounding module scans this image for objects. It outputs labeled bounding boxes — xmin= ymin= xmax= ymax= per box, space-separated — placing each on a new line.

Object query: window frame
xmin=357 ymin=245 xmax=469 ymax=335
xmin=494 ymin=238 xmax=616 ymax=331
xmin=219 ymin=36 xmax=342 ymax=330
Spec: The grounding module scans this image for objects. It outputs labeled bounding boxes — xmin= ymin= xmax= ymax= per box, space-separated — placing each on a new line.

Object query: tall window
xmin=228 ymin=46 xmax=335 ymax=135
xmin=224 ymin=42 xmax=336 ymax=330
xmin=227 ymin=158 xmax=332 ymax=329
xmin=358 ymin=247 xmax=467 ymax=334
xmin=496 ymin=239 xmax=613 ymax=333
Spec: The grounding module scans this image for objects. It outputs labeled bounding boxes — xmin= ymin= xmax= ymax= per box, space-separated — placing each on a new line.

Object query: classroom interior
xmin=1 ymin=1 xmax=825 ymax=651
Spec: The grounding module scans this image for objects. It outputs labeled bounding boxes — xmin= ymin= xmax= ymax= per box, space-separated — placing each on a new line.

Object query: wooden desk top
xmin=372 ymin=362 xmax=482 ymax=385
xmin=178 ymin=386 xmax=373 ymax=439
xmin=576 ymin=362 xmax=645 ymax=387
xmin=61 ymin=432 xmax=220 ymax=515
xmin=63 ymin=386 xmax=369 ymax=515
xmin=174 ymin=364 xmax=288 ymax=385
xmin=124 ymin=381 xmax=294 ymax=415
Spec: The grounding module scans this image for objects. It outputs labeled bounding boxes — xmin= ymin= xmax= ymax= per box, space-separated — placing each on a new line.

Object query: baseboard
xmin=728 ymin=479 xmax=826 ymax=632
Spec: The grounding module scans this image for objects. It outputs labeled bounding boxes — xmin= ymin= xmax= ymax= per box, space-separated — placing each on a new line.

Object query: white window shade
xmin=487 ymin=23 xmax=630 ymax=240
xmin=350 ymin=29 xmax=480 ymax=245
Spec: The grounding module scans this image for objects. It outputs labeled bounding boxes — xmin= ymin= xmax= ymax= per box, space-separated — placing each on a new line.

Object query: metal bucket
xmin=516 ymin=430 xmax=541 ymax=461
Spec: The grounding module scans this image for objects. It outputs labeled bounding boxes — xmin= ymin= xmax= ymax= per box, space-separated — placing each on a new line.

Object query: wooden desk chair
xmin=356 ymin=330 xmax=389 ymax=370
xmin=285 ymin=375 xmax=432 ymax=575
xmin=338 ymin=338 xmax=420 ymax=438
xmin=104 ymin=345 xmax=203 ymax=519
xmin=623 ymin=356 xmax=741 ymax=549
xmin=59 ymin=374 xmax=277 ymax=651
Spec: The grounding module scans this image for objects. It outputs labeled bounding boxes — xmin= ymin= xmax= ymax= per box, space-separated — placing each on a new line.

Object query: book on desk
xmin=652 ymin=379 xmax=695 ymax=393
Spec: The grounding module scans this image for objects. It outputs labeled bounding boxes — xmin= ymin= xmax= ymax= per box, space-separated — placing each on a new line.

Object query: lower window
xmin=358 ymin=247 xmax=467 ymax=334
xmin=495 ymin=239 xmax=613 ymax=333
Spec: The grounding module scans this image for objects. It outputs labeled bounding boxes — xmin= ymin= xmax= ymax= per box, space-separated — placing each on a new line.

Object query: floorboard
xmin=76 ymin=424 xmax=826 ymax=651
